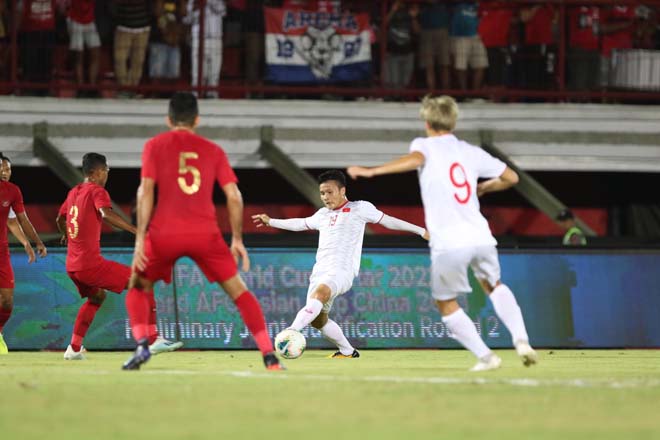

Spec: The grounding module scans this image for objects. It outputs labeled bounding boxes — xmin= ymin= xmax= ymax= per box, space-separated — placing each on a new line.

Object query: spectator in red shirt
xmin=516 ymin=4 xmax=557 ymax=90
xmin=66 ymin=0 xmax=101 ymax=97
xmin=478 ymin=1 xmax=513 ymax=87
xmin=17 ymin=0 xmax=58 ymax=95
xmin=567 ymin=6 xmax=601 ymax=91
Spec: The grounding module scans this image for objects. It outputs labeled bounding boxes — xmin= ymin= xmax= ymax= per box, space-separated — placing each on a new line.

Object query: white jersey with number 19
xmin=409 ymin=134 xmax=506 ymax=251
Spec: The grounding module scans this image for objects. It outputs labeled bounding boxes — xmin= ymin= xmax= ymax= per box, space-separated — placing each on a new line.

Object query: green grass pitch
xmin=1 ymin=349 xmax=659 ymax=440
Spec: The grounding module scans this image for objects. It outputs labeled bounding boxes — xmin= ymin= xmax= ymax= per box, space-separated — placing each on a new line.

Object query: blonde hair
xmin=419 ymin=95 xmax=458 ymax=132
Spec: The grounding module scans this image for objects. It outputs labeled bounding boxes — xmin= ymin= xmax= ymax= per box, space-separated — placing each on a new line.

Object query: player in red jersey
xmin=122 ymin=92 xmax=283 ymax=370
xmin=57 ymin=153 xmax=183 ymax=360
xmin=0 ymin=153 xmax=47 ymax=354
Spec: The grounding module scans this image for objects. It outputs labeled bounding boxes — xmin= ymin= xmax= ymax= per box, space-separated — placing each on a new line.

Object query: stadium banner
xmin=264 ymin=7 xmax=372 ymax=83
xmin=4 ymin=248 xmax=660 ymax=350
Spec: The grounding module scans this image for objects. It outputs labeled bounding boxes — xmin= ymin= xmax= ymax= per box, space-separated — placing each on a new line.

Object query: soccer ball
xmin=274 ymin=329 xmax=306 ymax=359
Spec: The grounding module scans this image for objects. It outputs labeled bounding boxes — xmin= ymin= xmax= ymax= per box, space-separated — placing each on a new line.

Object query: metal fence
xmin=1 ymin=0 xmax=659 ymax=101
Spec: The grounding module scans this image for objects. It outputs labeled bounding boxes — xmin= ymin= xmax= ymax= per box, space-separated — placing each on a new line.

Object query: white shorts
xmin=68 ymin=19 xmax=101 ymax=51
xmin=430 ymin=246 xmax=501 ymax=301
xmin=307 ymin=271 xmax=354 ymax=313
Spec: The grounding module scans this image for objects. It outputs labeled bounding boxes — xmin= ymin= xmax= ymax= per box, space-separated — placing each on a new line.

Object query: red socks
xmin=147 ymin=291 xmax=158 ymax=344
xmin=127 ymin=289 xmax=271 ymax=353
xmin=126 ymin=287 xmax=151 ymax=342
xmin=234 ymin=291 xmax=273 ymax=355
xmin=0 ymin=308 xmax=11 ymax=333
xmin=70 ymin=301 xmax=101 ymax=352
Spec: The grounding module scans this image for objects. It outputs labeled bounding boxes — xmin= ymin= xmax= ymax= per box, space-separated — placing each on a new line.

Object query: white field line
xmin=3 ymin=368 xmax=659 ymax=389
xmin=141 ymin=370 xmax=660 ymax=389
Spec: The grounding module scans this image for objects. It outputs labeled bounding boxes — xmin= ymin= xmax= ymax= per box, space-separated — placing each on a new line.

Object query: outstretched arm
xmin=16 ymin=212 xmax=47 ymax=258
xmin=476 ymin=167 xmax=519 ymax=197
xmin=379 ymin=214 xmax=429 ymax=240
xmin=252 ymin=214 xmax=310 ymax=232
xmin=223 ymin=182 xmax=250 ymax=272
xmin=100 ymin=207 xmax=137 ymax=235
xmin=347 ymin=152 xmax=425 ymax=180
xmin=8 ymin=217 xmax=36 ymax=263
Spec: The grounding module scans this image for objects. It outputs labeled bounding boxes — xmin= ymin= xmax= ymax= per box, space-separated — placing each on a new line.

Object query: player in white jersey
xmin=252 ymin=170 xmax=428 ymax=358
xmin=347 ymin=95 xmax=537 ymax=371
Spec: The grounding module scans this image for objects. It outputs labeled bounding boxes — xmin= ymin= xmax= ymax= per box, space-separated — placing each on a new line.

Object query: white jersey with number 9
xmin=409 ymin=134 xmax=506 ymax=251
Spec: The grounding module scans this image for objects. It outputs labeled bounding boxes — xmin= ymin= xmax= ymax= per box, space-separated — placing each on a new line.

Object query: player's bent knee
xmin=311 ymin=284 xmax=332 ymax=304
xmin=435 ymin=298 xmax=460 ymax=317
xmin=479 ymin=279 xmax=500 ymax=295
xmin=219 ymin=274 xmax=248 ymax=300
xmin=129 ymin=273 xmax=154 ymax=292
xmin=89 ymin=289 xmax=107 ymax=305
xmin=311 ymin=313 xmax=328 ymax=329
xmin=0 ymin=289 xmax=13 ymax=309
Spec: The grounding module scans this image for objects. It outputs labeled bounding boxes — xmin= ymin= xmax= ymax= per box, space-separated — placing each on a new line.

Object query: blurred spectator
xmin=384 ymin=0 xmax=419 ymax=91
xmin=450 ymin=1 xmax=488 ymax=91
xmin=633 ymin=5 xmax=658 ymax=49
xmin=517 ymin=4 xmax=557 ymax=90
xmin=149 ymin=0 xmax=186 ymax=90
xmin=17 ymin=0 xmax=58 ymax=95
xmin=556 ymin=209 xmax=587 ymax=246
xmin=282 ymin=0 xmax=340 ymax=11
xmin=600 ymin=5 xmax=636 ymax=88
xmin=567 ymin=5 xmax=600 ymax=91
xmin=282 ymin=0 xmax=312 ymax=9
xmin=185 ymin=0 xmax=226 ymax=99
xmin=478 ymin=1 xmax=513 ymax=87
xmin=111 ymin=0 xmax=151 ymax=98
xmin=0 ymin=0 xmax=8 ymax=82
xmin=418 ymin=0 xmax=450 ymax=91
xmin=66 ymin=0 xmax=101 ymax=97
xmin=244 ymin=0 xmax=264 ymax=94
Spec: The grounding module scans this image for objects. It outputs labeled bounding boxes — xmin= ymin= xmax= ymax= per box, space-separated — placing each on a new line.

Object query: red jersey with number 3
xmin=141 ymin=130 xmax=238 ymax=236
xmin=0 ymin=181 xmax=26 ymax=247
xmin=409 ymin=134 xmax=506 ymax=251
xmin=58 ymin=182 xmax=112 ymax=271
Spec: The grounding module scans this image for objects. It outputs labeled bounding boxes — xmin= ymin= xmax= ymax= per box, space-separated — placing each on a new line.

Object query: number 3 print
xmin=449 ymin=162 xmax=471 ymax=204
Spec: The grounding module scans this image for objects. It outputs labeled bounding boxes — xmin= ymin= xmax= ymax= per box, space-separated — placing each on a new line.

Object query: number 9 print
xmin=449 ymin=162 xmax=471 ymax=204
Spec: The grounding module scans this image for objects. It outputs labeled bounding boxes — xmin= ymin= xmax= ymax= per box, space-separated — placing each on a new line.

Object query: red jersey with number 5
xmin=58 ymin=182 xmax=112 ymax=271
xmin=141 ymin=130 xmax=238 ymax=235
xmin=409 ymin=134 xmax=506 ymax=251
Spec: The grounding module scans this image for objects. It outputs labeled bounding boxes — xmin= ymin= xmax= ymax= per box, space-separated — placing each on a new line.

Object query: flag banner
xmin=265 ymin=7 xmax=372 ymax=84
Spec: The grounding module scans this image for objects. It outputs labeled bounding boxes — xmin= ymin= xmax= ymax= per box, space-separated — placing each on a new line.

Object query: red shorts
xmin=0 ymin=248 xmax=14 ymax=289
xmin=68 ymin=258 xmax=131 ymax=298
xmin=140 ymin=232 xmax=238 ymax=284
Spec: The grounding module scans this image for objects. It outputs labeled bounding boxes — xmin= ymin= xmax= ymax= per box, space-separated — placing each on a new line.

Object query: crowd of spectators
xmin=0 ymin=0 xmax=658 ymax=99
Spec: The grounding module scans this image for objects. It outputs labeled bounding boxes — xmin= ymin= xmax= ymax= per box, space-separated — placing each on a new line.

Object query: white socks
xmin=443 ymin=308 xmax=492 ymax=359
xmin=289 ymin=299 xmax=324 ymax=331
xmin=489 ymin=284 xmax=529 ymax=345
xmin=321 ymin=319 xmax=354 ymax=355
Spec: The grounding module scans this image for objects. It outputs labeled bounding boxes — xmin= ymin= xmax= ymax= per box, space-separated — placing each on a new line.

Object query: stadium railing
xmin=1 ymin=0 xmax=659 ymax=102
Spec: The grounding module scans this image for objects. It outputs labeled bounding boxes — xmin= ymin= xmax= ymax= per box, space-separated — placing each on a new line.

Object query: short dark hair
xmin=82 ymin=152 xmax=107 ymax=175
xmin=168 ymin=92 xmax=199 ymax=126
xmin=318 ymin=170 xmax=346 ymax=188
xmin=0 ymin=152 xmax=11 ymax=163
xmin=556 ymin=209 xmax=575 ymax=221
